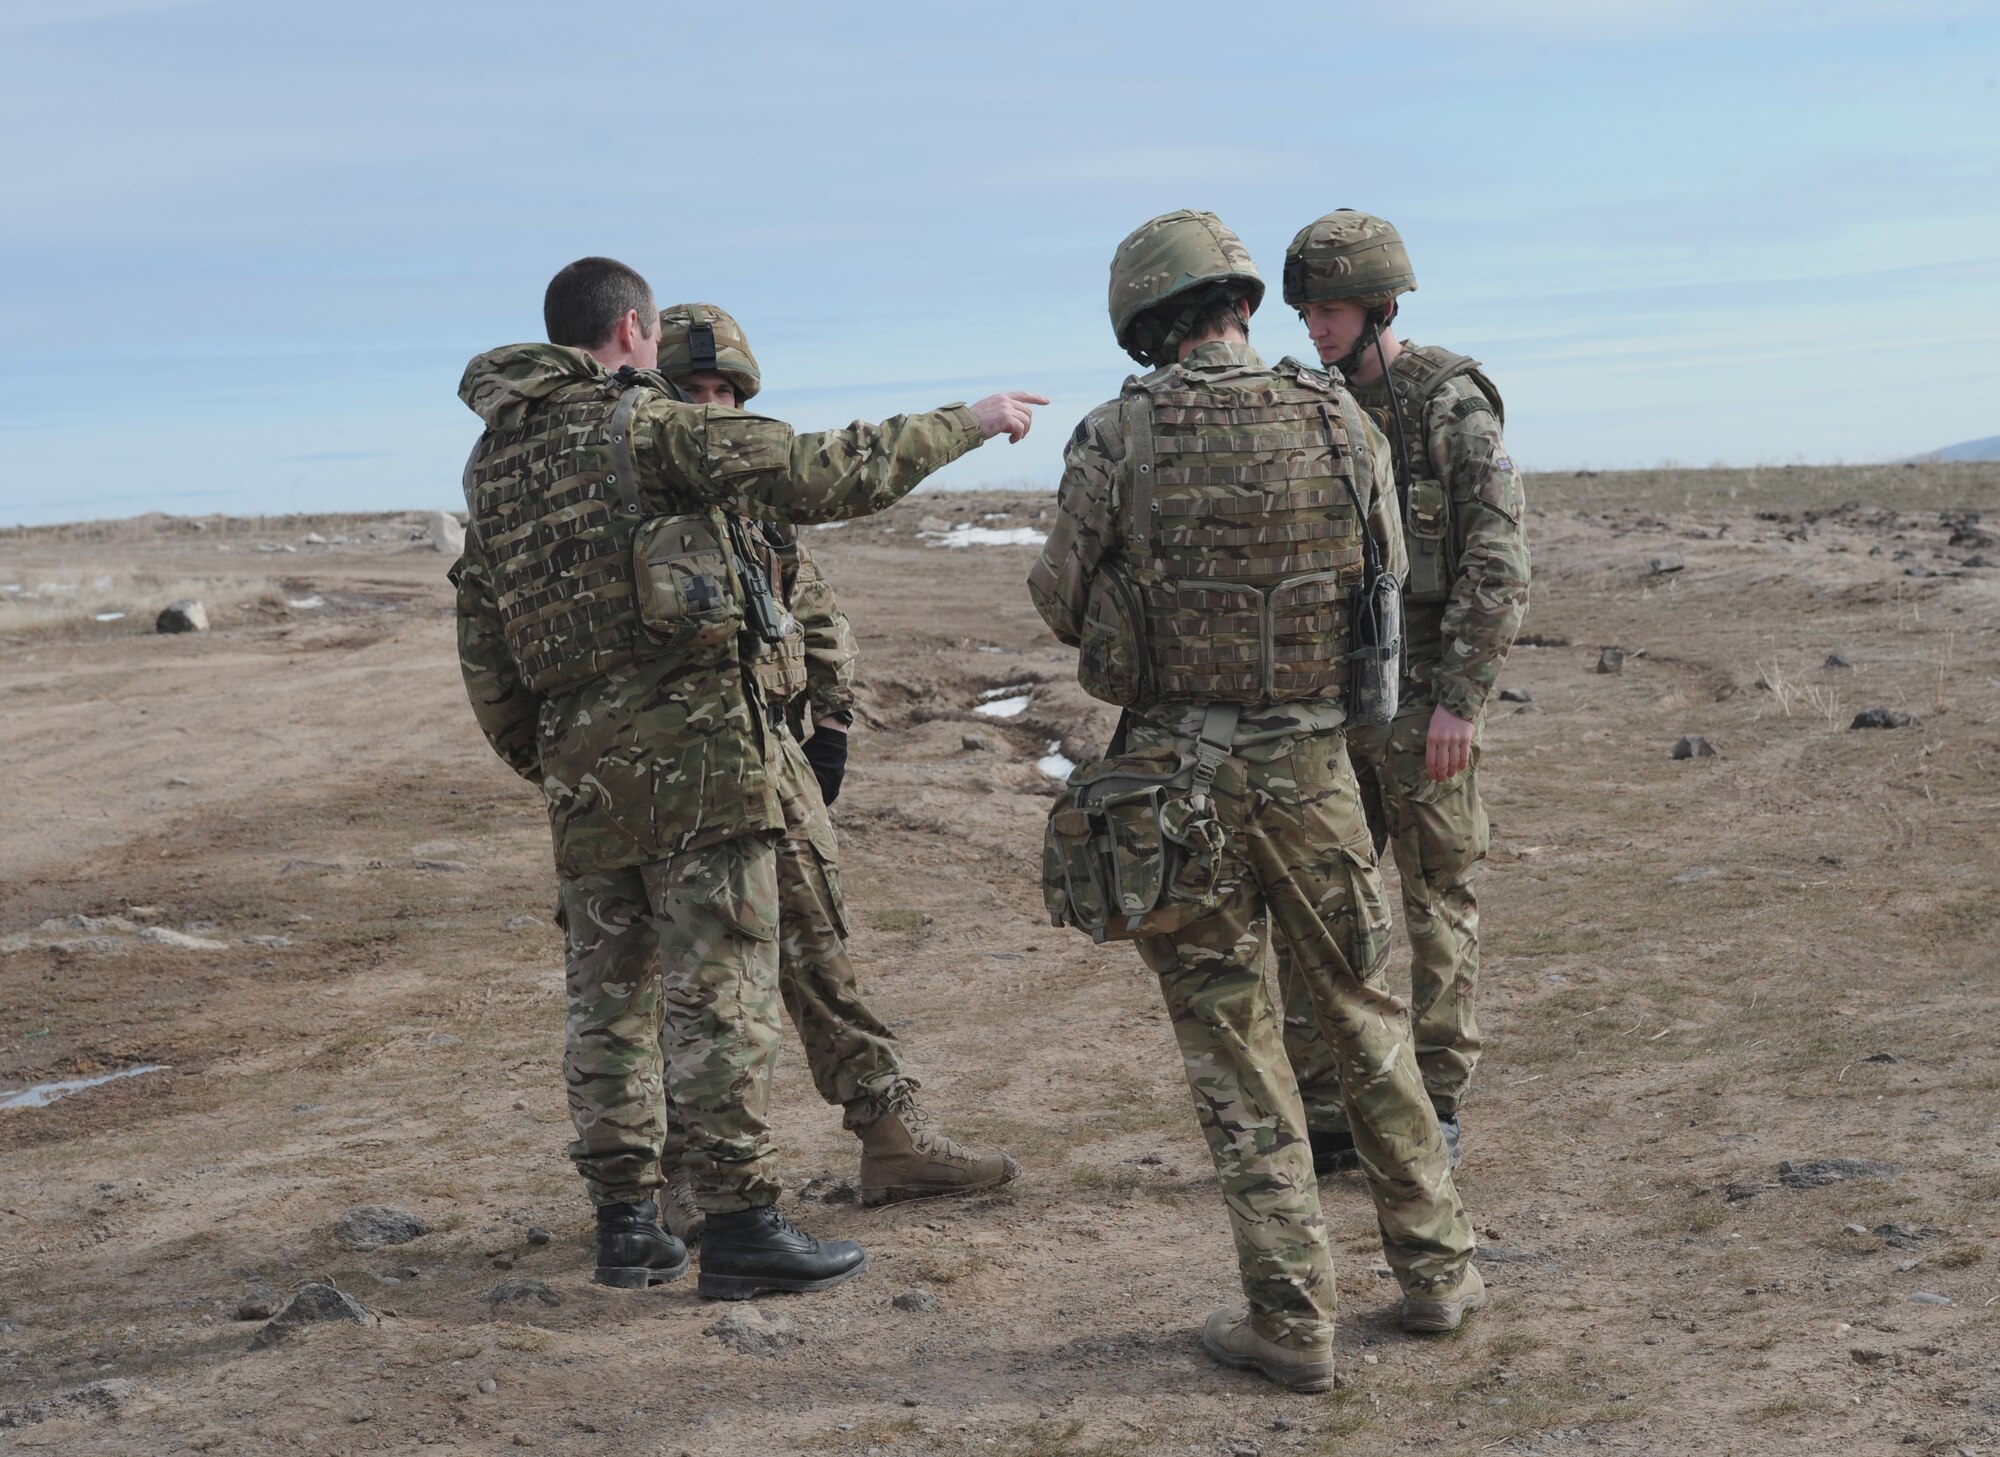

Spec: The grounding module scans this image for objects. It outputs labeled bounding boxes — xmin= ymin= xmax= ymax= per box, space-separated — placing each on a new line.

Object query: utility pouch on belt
xmin=1043 ymin=704 xmax=1238 ymax=943
xmin=1323 ymin=403 xmax=1401 ymax=728
xmin=632 ymin=513 xmax=742 ymax=659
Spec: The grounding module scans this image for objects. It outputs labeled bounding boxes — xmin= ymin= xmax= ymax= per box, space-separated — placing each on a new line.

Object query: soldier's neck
xmin=1348 ymin=329 xmax=1403 ymax=387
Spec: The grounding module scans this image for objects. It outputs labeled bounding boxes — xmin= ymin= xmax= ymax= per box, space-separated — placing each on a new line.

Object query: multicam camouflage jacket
xmin=1029 ymin=339 xmax=1406 ymax=742
xmin=1356 ymin=343 xmax=1530 ymax=722
xmin=451 ymin=343 xmax=976 ymax=877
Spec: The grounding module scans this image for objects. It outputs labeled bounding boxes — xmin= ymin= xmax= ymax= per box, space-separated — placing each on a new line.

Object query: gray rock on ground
xmin=1850 ymin=708 xmax=1915 ymax=730
xmin=155 ymin=599 xmax=208 ymax=634
xmin=482 ymin=1277 xmax=561 ymax=1307
xmin=704 ymin=1304 xmax=799 ymax=1357
xmin=234 ymin=1291 xmax=281 ymax=1321
xmin=1672 ymin=735 xmax=1717 ymax=760
xmin=1497 ymin=687 xmax=1532 ymax=704
xmin=892 ymin=1290 xmax=941 ymax=1313
xmin=0 ymin=1378 xmax=140 ymax=1430
xmin=426 ymin=511 xmax=466 ymax=555
xmin=1648 ymin=553 xmax=1684 ymax=574
xmin=334 ymin=1206 xmax=430 ymax=1251
xmin=1824 ymin=652 xmax=1853 ymax=668
xmin=249 ymin=1284 xmax=376 ymax=1349
xmin=1777 ymin=1157 xmax=1899 ymax=1189
xmin=1594 ymin=646 xmax=1625 ymax=674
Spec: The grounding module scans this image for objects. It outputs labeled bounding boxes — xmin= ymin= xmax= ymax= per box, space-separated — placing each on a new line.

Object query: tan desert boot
xmin=657 ymin=1168 xmax=704 ymax=1245
xmin=1401 ymin=1262 xmax=1486 ymax=1333
xmin=1199 ymin=1307 xmax=1337 ymax=1393
xmin=855 ymin=1094 xmax=1020 ymax=1207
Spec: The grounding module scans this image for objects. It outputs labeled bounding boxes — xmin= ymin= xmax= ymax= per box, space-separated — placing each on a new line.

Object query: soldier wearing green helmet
xmin=645 ymin=303 xmax=1020 ymax=1241
xmin=1277 ymin=210 xmax=1532 ymax=1179
xmin=1031 ymin=210 xmax=1481 ymax=1393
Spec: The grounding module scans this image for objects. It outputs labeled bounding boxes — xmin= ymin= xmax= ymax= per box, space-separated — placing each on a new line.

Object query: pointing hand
xmin=970 ymin=392 xmax=1051 ymax=444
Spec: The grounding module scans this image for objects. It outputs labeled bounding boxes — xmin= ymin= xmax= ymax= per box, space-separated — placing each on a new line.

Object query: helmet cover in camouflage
xmin=1281 ymin=210 xmax=1417 ymax=310
xmin=1109 ymin=210 xmax=1265 ymax=368
xmin=657 ymin=302 xmax=762 ymax=403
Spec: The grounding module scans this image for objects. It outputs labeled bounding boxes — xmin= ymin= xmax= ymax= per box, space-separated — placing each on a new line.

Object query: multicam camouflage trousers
xmin=659 ymin=728 xmax=909 ymax=1178
xmin=558 ymin=834 xmax=786 ymax=1213
xmin=1279 ymin=686 xmax=1488 ymax=1131
xmin=1128 ymin=721 xmax=1473 ymax=1349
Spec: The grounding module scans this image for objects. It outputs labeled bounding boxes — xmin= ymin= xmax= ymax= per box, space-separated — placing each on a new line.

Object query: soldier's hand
xmin=1425 ymin=705 xmax=1476 ymax=782
xmin=970 ymin=392 xmax=1050 ymax=443
xmin=803 ymin=726 xmax=848 ymax=806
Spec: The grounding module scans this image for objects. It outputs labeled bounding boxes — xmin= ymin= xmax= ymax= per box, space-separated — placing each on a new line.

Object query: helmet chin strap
xmin=1331 ymin=304 xmax=1387 ymax=381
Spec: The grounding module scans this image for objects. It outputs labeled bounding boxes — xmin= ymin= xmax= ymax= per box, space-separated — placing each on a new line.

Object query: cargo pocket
xmin=1333 ymin=840 xmax=1394 ymax=979
xmin=703 ymin=413 xmax=792 ymax=492
xmin=804 ymin=822 xmax=850 ymax=940
xmin=655 ymin=837 xmax=779 ymax=944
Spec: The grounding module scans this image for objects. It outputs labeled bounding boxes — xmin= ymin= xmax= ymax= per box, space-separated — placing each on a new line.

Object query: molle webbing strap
xmin=1123 ymin=389 xmax=1156 ymax=559
xmin=1331 ymin=392 xmax=1377 ymax=518
xmin=1190 ymin=702 xmax=1240 ymax=801
xmin=606 ymin=386 xmax=647 ymax=520
xmin=1323 ymin=404 xmax=1381 ymax=582
xmin=460 ymin=439 xmax=486 ymax=549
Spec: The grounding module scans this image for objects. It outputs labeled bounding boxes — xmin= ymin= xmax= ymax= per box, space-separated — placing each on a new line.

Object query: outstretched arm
xmin=645 ymin=392 xmax=1049 ymax=526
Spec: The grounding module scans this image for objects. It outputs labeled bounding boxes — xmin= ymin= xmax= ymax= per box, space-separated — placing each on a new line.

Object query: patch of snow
xmin=978 ymin=682 xmax=1036 ymax=701
xmin=1037 ymin=741 xmax=1076 ymax=780
xmin=811 ymin=521 xmax=848 ymax=531
xmin=921 ymin=524 xmax=1047 ymax=549
xmin=94 ymin=612 xmax=126 ymax=622
xmin=287 ymin=596 xmax=326 ymax=610
xmin=0 ymin=1064 xmax=164 ymax=1111
xmin=974 ymin=694 xmax=1030 ymax=720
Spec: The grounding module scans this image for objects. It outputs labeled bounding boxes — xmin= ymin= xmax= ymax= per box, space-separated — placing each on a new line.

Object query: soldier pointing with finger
xmin=647 ymin=303 xmax=1020 ymax=1242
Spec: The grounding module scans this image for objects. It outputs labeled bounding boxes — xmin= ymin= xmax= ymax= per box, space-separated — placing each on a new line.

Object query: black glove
xmin=802 ymin=727 xmax=848 ymax=806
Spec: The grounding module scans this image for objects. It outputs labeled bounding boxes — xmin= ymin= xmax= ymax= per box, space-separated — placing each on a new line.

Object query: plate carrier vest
xmin=1378 ymin=344 xmax=1504 ymax=609
xmin=462 ymin=376 xmax=742 ymax=697
xmin=1077 ymin=358 xmax=1379 ymax=708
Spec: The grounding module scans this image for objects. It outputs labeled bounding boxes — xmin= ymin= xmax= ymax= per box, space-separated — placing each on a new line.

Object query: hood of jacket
xmin=458 ymin=343 xmax=605 ymax=430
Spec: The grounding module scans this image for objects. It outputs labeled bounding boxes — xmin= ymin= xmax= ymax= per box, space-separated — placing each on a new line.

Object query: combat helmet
xmin=1109 ymin=210 xmax=1265 ymax=368
xmin=1281 ymin=210 xmax=1417 ymax=310
xmin=656 ymin=302 xmax=761 ymax=404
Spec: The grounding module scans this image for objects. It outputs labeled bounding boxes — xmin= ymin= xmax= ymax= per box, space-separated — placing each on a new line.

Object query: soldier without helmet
xmin=1275 ymin=213 xmax=1532 ymax=1178
xmin=1029 ymin=211 xmax=1482 ymax=1393
xmin=645 ymin=302 xmax=1019 ymax=1244
xmin=451 ymin=256 xmax=1043 ymax=1299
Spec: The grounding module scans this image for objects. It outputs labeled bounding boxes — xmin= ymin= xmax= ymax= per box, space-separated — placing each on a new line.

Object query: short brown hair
xmin=543 ymin=257 xmax=657 ymax=349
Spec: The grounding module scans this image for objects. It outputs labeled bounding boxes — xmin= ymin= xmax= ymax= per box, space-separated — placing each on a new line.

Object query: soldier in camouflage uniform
xmin=647 ymin=304 xmax=1019 ymax=1242
xmin=1274 ymin=213 xmax=1532 ymax=1177
xmin=451 ymin=256 xmax=1043 ymax=1299
xmin=1028 ymin=213 xmax=1481 ymax=1392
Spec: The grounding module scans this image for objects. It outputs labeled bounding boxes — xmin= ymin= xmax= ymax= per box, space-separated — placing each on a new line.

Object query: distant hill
xmin=1919 ymin=435 xmax=2000 ymax=462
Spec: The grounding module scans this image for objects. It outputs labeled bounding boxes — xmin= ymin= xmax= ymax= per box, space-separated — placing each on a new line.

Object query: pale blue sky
xmin=1 ymin=0 xmax=1995 ymax=524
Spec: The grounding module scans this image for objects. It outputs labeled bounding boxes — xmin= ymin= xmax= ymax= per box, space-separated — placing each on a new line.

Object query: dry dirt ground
xmin=1 ymin=465 xmax=1996 ymax=1457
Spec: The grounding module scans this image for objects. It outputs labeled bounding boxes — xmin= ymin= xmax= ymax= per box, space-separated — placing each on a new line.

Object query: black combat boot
xmin=593 ymin=1199 xmax=690 ymax=1289
xmin=1307 ymin=1126 xmax=1360 ymax=1178
xmin=697 ymin=1204 xmax=868 ymax=1301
